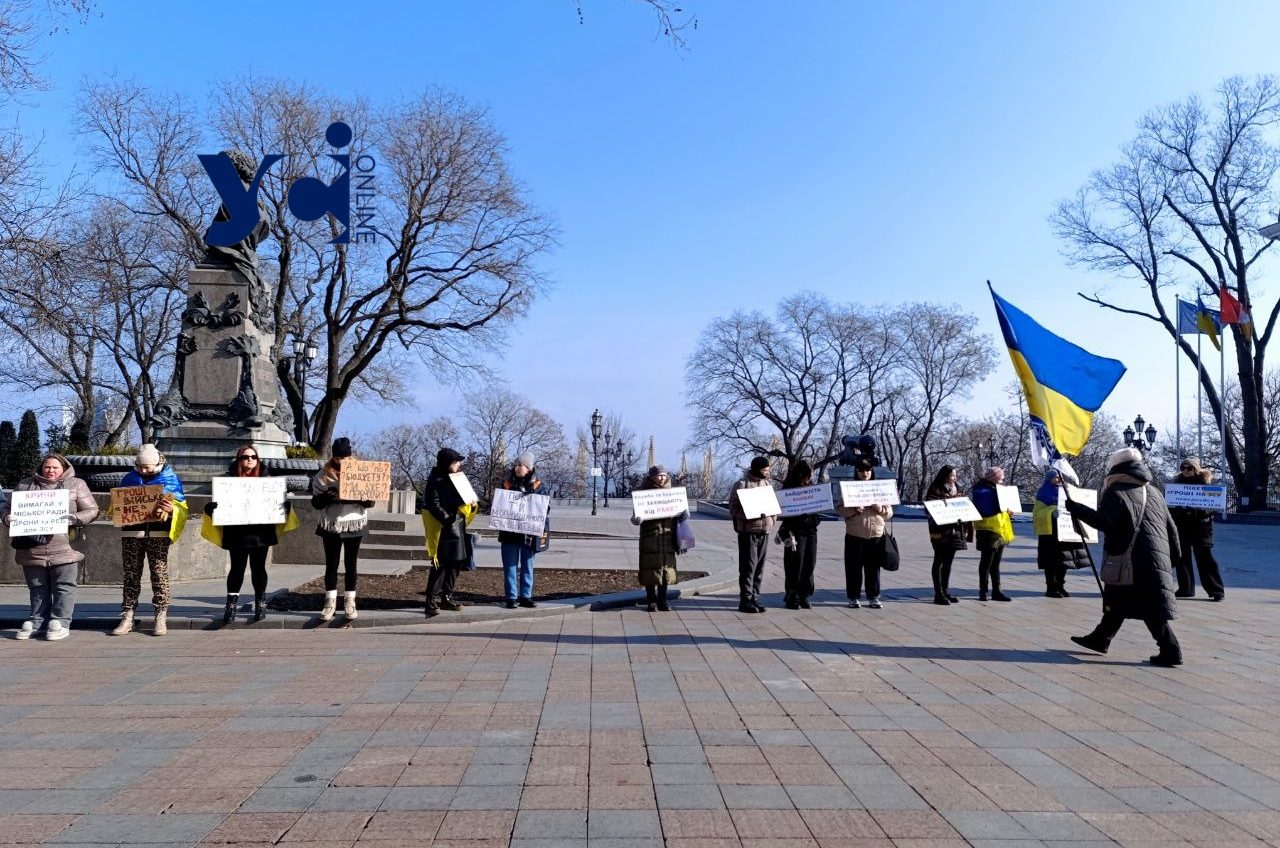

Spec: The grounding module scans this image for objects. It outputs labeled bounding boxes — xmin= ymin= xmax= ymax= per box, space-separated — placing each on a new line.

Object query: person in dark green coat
xmin=630 ymin=465 xmax=689 ymax=612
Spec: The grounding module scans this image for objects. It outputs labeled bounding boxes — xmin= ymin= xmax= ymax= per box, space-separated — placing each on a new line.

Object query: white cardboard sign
xmin=923 ymin=497 xmax=982 ymax=524
xmin=489 ymin=488 xmax=551 ymax=535
xmin=996 ymin=485 xmax=1023 ymax=514
xmin=777 ymin=484 xmax=834 ymax=516
xmin=838 ymin=479 xmax=901 ymax=507
xmin=1057 ymin=486 xmax=1099 ymax=543
xmin=736 ymin=485 xmax=782 ymax=519
xmin=1165 ymin=483 xmax=1227 ymax=510
xmin=9 ymin=489 xmax=71 ymax=537
xmin=211 ymin=477 xmax=288 ymax=526
xmin=449 ymin=473 xmax=479 ymax=505
xmin=632 ymin=486 xmax=690 ymax=521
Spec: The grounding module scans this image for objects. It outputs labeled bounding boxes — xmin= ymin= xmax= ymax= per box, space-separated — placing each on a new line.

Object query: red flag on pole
xmin=1219 ymin=287 xmax=1253 ymax=339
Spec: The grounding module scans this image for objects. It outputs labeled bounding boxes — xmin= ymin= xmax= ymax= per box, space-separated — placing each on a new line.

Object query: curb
xmin=0 ymin=564 xmax=741 ymax=632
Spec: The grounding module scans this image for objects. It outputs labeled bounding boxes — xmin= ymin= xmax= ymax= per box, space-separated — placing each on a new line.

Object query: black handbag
xmin=880 ymin=521 xmax=900 ymax=571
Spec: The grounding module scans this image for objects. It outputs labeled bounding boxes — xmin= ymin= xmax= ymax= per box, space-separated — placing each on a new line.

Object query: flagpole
xmin=1221 ymin=332 xmax=1228 ymax=520
xmin=1197 ymin=328 xmax=1203 ymax=459
xmin=1175 ymin=296 xmax=1182 ymax=467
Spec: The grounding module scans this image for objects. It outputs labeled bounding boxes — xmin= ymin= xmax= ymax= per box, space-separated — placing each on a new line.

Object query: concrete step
xmin=359 ymin=543 xmax=428 ymax=561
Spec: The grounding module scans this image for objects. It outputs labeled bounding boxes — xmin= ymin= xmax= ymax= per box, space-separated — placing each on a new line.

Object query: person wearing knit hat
xmin=311 ymin=438 xmax=373 ymax=622
xmin=728 ymin=456 xmax=777 ymax=613
xmin=1065 ymin=446 xmax=1183 ymax=667
xmin=1169 ymin=456 xmax=1226 ymax=601
xmin=112 ymin=443 xmax=187 ymax=636
xmin=1031 ymin=467 xmax=1089 ymax=598
xmin=631 ymin=465 xmax=688 ymax=612
xmin=422 ymin=449 xmax=475 ymax=616
xmin=495 ymin=453 xmax=548 ymax=609
xmin=970 ymin=467 xmax=1014 ymax=602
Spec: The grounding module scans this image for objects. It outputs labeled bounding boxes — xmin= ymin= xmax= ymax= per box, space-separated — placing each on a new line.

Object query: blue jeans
xmin=24 ymin=563 xmax=78 ymax=629
xmin=501 ymin=542 xmax=536 ymax=600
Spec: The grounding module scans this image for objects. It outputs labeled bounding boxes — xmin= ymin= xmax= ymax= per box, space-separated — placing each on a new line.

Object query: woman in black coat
xmin=1168 ymin=457 xmax=1225 ymax=601
xmin=422 ymin=448 xmax=471 ymax=616
xmin=1065 ymin=448 xmax=1183 ymax=667
xmin=925 ymin=465 xmax=972 ymax=605
xmin=778 ymin=460 xmax=820 ymax=610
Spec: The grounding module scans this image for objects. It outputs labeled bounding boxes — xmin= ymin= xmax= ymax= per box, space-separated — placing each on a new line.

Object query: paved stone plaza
xmin=3 ymin=510 xmax=1280 ymax=847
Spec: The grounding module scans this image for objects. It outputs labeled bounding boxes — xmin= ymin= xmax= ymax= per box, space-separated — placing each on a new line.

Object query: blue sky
xmin=9 ymin=0 xmax=1280 ymax=464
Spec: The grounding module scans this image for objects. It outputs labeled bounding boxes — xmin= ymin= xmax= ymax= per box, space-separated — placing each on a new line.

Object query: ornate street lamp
xmin=590 ymin=408 xmax=602 ymax=516
xmin=291 ymin=332 xmax=318 ymax=444
xmin=1123 ymin=414 xmax=1157 ymax=453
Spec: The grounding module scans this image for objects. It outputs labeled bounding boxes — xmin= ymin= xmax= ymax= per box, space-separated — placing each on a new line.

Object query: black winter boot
xmin=223 ymin=594 xmax=238 ymax=625
xmin=253 ymin=594 xmax=267 ymax=622
xmin=656 ymin=583 xmax=670 ymax=612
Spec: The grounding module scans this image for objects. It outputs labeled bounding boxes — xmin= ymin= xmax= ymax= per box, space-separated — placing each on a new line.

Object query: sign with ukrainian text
xmin=838 ymin=479 xmax=900 ymax=507
xmin=489 ymin=488 xmax=551 ymax=536
xmin=9 ymin=489 xmax=70 ymax=537
xmin=777 ymin=484 xmax=834 ymax=516
xmin=923 ymin=497 xmax=982 ymax=524
xmin=1057 ymin=487 xmax=1099 ymax=543
xmin=632 ymin=486 xmax=689 ymax=521
xmin=1164 ymin=483 xmax=1227 ymax=510
xmin=212 ymin=477 xmax=288 ymax=526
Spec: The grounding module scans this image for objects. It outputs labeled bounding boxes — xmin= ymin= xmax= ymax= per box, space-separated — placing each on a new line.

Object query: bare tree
xmin=370 ymin=417 xmax=460 ymax=493
xmin=1053 ymin=75 xmax=1280 ymax=509
xmin=461 ymin=389 xmax=570 ymax=502
xmin=574 ymin=0 xmax=698 ymax=51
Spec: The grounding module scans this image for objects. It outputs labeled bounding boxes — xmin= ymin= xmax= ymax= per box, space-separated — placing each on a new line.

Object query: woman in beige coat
xmin=2 ymin=454 xmax=100 ymax=640
xmin=838 ymin=460 xmax=893 ymax=608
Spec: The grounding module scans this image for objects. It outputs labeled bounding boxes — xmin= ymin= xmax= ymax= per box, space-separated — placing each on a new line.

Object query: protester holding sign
xmin=204 ymin=445 xmax=294 ymax=624
xmin=630 ymin=465 xmax=688 ymax=612
xmin=837 ymin=460 xmax=893 ymax=609
xmin=926 ymin=465 xmax=972 ymax=605
xmin=111 ymin=444 xmax=187 ymax=637
xmin=777 ymin=460 xmax=820 ymax=611
xmin=422 ymin=448 xmax=474 ymax=617
xmin=728 ymin=457 xmax=776 ymax=614
xmin=1066 ymin=447 xmax=1183 ymax=667
xmin=310 ymin=438 xmax=375 ymax=622
xmin=1032 ymin=469 xmax=1088 ymax=598
xmin=1 ymin=454 xmax=99 ymax=641
xmin=970 ymin=467 xmax=1014 ymax=603
xmin=1168 ymin=457 xmax=1225 ymax=602
xmin=498 ymin=453 xmax=548 ymax=609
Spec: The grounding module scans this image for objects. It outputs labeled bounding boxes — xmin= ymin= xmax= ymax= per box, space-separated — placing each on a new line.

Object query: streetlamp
xmin=291 ymin=331 xmax=318 ymax=444
xmin=590 ymin=409 xmax=602 ymax=516
xmin=601 ymin=430 xmax=614 ymax=507
xmin=1122 ymin=414 xmax=1158 ymax=453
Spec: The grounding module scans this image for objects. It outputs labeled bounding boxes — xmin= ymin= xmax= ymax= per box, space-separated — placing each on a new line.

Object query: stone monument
xmin=150 ymin=150 xmax=293 ymax=491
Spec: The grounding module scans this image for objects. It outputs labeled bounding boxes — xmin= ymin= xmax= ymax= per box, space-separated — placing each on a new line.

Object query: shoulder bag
xmin=880 ymin=515 xmax=900 ymax=571
xmin=1099 ymin=486 xmax=1147 ymax=587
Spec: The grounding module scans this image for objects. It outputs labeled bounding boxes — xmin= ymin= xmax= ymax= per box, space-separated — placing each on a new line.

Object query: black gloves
xmin=204 ymin=502 xmax=218 ymax=516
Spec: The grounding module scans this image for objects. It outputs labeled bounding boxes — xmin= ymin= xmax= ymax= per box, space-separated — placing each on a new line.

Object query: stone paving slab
xmin=2 ymin=510 xmax=1280 ymax=846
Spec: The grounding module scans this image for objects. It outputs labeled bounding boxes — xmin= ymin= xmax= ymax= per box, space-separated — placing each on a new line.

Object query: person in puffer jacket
xmin=2 ymin=454 xmax=99 ymax=641
xmin=1167 ymin=457 xmax=1225 ymax=601
xmin=970 ymin=467 xmax=1014 ymax=602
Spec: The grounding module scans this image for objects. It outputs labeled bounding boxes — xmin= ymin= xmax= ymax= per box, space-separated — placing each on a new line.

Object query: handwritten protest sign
xmin=338 ymin=459 xmax=391 ymax=502
xmin=489 ymin=488 xmax=551 ymax=535
xmin=1057 ymin=486 xmax=1099 ymax=543
xmin=838 ymin=479 xmax=901 ymax=508
xmin=996 ymin=485 xmax=1023 ymax=514
xmin=1165 ymin=483 xmax=1227 ymax=511
xmin=777 ymin=484 xmax=834 ymax=516
xmin=736 ymin=485 xmax=782 ymax=519
xmin=211 ymin=477 xmax=288 ymax=526
xmin=449 ymin=473 xmax=479 ymax=505
xmin=9 ymin=489 xmax=70 ymax=537
xmin=923 ymin=497 xmax=982 ymax=524
xmin=110 ymin=485 xmax=165 ymax=527
xmin=632 ymin=486 xmax=689 ymax=521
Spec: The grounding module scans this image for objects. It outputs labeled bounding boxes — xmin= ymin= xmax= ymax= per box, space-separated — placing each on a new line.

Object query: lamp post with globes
xmin=291 ymin=331 xmax=318 ymax=445
xmin=1123 ymin=414 xmax=1158 ymax=454
xmin=590 ymin=409 xmax=602 ymax=516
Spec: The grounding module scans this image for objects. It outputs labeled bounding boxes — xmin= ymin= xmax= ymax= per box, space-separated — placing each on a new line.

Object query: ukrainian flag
xmin=989 ymin=285 xmax=1126 ymax=457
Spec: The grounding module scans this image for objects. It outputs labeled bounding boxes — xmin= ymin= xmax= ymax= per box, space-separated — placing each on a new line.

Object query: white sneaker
xmin=45 ymin=621 xmax=69 ymax=641
xmin=320 ymin=590 xmax=337 ymax=622
xmin=343 ymin=591 xmax=358 ymax=621
xmin=15 ymin=621 xmax=35 ymax=640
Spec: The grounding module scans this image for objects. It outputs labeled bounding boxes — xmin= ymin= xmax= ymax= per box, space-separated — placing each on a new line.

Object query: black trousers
xmin=844 ymin=535 xmax=881 ymax=600
xmin=738 ymin=533 xmax=768 ymax=603
xmin=1176 ymin=543 xmax=1225 ymax=597
xmin=1043 ymin=564 xmax=1067 ymax=594
xmin=227 ymin=547 xmax=269 ymax=595
xmin=978 ymin=547 xmax=1004 ymax=593
xmin=931 ymin=547 xmax=957 ymax=596
xmin=321 ymin=535 xmax=361 ymax=591
xmin=782 ymin=533 xmax=817 ymax=600
xmin=426 ymin=561 xmax=461 ymax=605
xmin=1089 ymin=610 xmax=1181 ymax=657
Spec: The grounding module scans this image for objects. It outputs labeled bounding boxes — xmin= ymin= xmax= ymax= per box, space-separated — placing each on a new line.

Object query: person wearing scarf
xmin=1066 ymin=447 xmax=1183 ymax=667
xmin=1168 ymin=457 xmax=1225 ymax=601
xmin=310 ymin=437 xmax=373 ymax=622
xmin=1032 ymin=468 xmax=1088 ymax=598
xmin=204 ymin=444 xmax=291 ymax=624
xmin=113 ymin=444 xmax=186 ymax=636
xmin=1 ymin=454 xmax=99 ymax=641
xmin=970 ymin=466 xmax=1014 ymax=602
xmin=630 ymin=465 xmax=688 ymax=612
xmin=926 ymin=464 xmax=972 ymax=604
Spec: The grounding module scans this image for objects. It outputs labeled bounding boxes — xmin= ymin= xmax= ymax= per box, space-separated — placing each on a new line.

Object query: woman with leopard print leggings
xmin=113 ymin=445 xmax=186 ymax=637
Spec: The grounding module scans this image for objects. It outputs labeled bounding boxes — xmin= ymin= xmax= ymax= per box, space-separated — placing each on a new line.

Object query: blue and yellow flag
xmin=989 ymin=285 xmax=1126 ymax=457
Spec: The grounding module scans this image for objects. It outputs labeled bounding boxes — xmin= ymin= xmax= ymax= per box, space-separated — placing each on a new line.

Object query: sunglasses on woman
xmin=239 ymin=455 xmax=259 ymax=462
